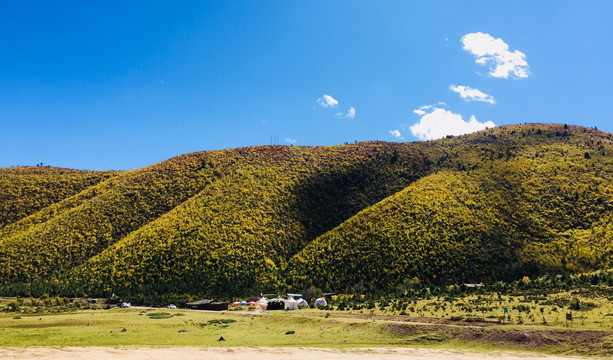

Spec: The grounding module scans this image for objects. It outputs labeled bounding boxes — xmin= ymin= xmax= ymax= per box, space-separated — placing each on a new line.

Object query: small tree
xmin=569 ymin=298 xmax=581 ymax=311
xmin=351 ymin=283 xmax=367 ymax=296
xmin=302 ymin=286 xmax=320 ymax=304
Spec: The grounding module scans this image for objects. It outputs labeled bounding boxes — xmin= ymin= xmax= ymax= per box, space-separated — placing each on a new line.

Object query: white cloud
xmin=285 ymin=138 xmax=297 ymax=144
xmin=336 ymin=107 xmax=356 ymax=119
xmin=389 ymin=130 xmax=403 ymax=139
xmin=413 ymin=105 xmax=434 ymax=116
xmin=316 ymin=94 xmax=338 ymax=108
xmin=410 ymin=106 xmax=495 ymax=140
xmin=450 ymin=85 xmax=496 ymax=104
xmin=461 ymin=32 xmax=529 ymax=79
xmin=346 ymin=107 xmax=356 ymax=119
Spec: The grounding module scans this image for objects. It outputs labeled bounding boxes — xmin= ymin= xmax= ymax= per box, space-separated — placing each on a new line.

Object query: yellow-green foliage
xmin=66 ymin=144 xmax=428 ymax=298
xmin=0 ymin=124 xmax=611 ymax=298
xmin=0 ymin=167 xmax=117 ymax=228
xmin=289 ymin=125 xmax=613 ymax=291
xmin=0 ymin=143 xmax=428 ymax=297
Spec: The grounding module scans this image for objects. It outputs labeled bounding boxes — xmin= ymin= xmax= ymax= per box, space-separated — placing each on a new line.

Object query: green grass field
xmin=0 ymin=302 xmax=613 ymax=355
xmin=1 ymin=292 xmax=613 ymax=356
xmin=0 ymin=308 xmax=396 ymax=348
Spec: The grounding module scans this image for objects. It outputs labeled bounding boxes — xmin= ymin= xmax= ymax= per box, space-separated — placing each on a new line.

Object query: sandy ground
xmin=0 ymin=347 xmax=593 ymax=360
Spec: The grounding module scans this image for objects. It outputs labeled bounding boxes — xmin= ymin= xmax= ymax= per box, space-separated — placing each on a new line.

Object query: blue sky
xmin=1 ymin=1 xmax=612 ymax=170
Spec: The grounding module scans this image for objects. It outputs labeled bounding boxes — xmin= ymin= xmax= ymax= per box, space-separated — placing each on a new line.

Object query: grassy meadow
xmin=330 ymin=291 xmax=613 ymax=330
xmin=0 ymin=307 xmax=400 ymax=348
xmin=1 ymin=291 xmax=612 ymax=356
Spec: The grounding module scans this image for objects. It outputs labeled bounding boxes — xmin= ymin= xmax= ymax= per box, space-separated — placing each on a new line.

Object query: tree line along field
xmin=2 ymin=271 xmax=613 ymax=331
xmin=0 ymin=123 xmax=611 ymax=303
xmin=319 ymin=291 xmax=613 ymax=331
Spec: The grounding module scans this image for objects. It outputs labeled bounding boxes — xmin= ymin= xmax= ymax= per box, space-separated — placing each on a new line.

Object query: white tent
xmin=314 ymin=298 xmax=327 ymax=307
xmin=284 ymin=296 xmax=298 ymax=310
xmin=296 ymin=298 xmax=308 ymax=307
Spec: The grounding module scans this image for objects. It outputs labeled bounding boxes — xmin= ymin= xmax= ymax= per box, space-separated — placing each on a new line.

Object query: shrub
xmin=5 ymin=300 xmax=20 ymax=312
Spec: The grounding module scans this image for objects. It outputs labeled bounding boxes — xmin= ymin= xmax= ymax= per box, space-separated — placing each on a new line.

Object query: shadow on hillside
xmin=287 ymin=160 xmax=426 ymax=257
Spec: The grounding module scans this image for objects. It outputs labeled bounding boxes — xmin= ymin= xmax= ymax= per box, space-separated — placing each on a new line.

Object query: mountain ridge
xmin=0 ymin=123 xmax=611 ymax=299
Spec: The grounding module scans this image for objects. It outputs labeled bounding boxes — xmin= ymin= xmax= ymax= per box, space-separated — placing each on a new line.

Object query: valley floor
xmin=1 ymin=306 xmax=612 ymax=358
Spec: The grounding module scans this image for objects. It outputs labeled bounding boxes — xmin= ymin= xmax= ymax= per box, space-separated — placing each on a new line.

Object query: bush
xmin=569 ymin=298 xmax=581 ymax=311
xmin=5 ymin=300 xmax=20 ymax=312
xmin=146 ymin=312 xmax=174 ymax=319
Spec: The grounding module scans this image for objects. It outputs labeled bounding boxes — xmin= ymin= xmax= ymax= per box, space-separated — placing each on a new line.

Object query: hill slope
xmin=0 ymin=143 xmax=429 ymax=297
xmin=287 ymin=125 xmax=612 ymax=292
xmin=0 ymin=167 xmax=118 ymax=229
xmin=0 ymin=124 xmax=611 ymax=299
xmin=288 ymin=160 xmax=612 ymax=291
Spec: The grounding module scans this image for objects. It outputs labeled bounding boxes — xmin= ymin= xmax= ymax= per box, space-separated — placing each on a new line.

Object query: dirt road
xmin=0 ymin=347 xmax=595 ymax=360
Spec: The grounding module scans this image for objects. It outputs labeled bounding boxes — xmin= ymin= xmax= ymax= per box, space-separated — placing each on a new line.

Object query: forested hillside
xmin=0 ymin=167 xmax=118 ymax=228
xmin=0 ymin=124 xmax=611 ymax=300
xmin=289 ymin=125 xmax=613 ymax=291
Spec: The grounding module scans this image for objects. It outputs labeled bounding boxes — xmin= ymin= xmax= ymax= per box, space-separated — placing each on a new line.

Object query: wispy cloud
xmin=461 ymin=32 xmax=529 ymax=79
xmin=285 ymin=138 xmax=296 ymax=144
xmin=389 ymin=130 xmax=403 ymax=139
xmin=336 ymin=106 xmax=356 ymax=119
xmin=316 ymin=94 xmax=339 ymax=108
xmin=413 ymin=105 xmax=432 ymax=116
xmin=346 ymin=107 xmax=356 ymax=119
xmin=410 ymin=105 xmax=495 ymax=140
xmin=450 ymin=85 xmax=496 ymax=104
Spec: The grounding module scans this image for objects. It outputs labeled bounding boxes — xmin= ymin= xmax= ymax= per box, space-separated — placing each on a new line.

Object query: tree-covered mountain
xmin=0 ymin=167 xmax=118 ymax=228
xmin=0 ymin=124 xmax=611 ymax=300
